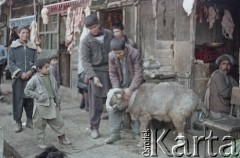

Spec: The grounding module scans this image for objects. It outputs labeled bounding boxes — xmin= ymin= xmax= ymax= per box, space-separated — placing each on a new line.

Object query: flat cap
xmin=84 ymin=15 xmax=99 ymax=28
xmin=110 ymin=38 xmax=125 ymax=51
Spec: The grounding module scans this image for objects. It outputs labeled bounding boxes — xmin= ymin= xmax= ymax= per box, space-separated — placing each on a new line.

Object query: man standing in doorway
xmin=112 ymin=23 xmax=137 ymax=48
xmin=81 ymin=15 xmax=113 ymax=139
xmin=9 ymin=25 xmax=37 ymax=133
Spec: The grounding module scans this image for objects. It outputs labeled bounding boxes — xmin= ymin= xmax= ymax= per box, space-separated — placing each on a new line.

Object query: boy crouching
xmin=24 ymin=58 xmax=71 ymax=149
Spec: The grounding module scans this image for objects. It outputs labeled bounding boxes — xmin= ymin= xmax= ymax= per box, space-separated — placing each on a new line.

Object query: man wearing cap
xmin=204 ymin=54 xmax=238 ymax=119
xmin=105 ymin=38 xmax=143 ymax=144
xmin=9 ymin=25 xmax=37 ymax=132
xmin=81 ymin=14 xmax=113 ymax=139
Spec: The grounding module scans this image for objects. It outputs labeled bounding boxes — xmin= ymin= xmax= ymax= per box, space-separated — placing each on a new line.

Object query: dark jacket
xmin=0 ymin=45 xmax=7 ymax=65
xmin=108 ymin=44 xmax=144 ymax=91
xmin=8 ymin=39 xmax=37 ymax=78
xmin=209 ymin=69 xmax=238 ymax=113
xmin=49 ymin=64 xmax=60 ymax=88
xmin=81 ymin=29 xmax=113 ymax=79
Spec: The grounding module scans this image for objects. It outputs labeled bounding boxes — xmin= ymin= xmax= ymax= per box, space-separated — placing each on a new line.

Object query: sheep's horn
xmin=114 ymin=89 xmax=123 ymax=95
xmin=114 ymin=90 xmax=124 ymax=99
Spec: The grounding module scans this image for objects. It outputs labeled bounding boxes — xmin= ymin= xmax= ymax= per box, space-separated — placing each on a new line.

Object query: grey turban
xmin=215 ymin=54 xmax=235 ymax=65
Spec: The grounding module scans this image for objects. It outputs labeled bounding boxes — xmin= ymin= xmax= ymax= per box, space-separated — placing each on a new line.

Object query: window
xmin=38 ymin=13 xmax=59 ymax=52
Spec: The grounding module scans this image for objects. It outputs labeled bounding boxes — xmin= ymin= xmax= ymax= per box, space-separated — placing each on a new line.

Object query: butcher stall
xmin=193 ymin=0 xmax=240 ymax=106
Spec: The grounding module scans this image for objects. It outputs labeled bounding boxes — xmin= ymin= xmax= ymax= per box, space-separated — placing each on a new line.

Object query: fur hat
xmin=215 ymin=54 xmax=235 ymax=65
xmin=84 ymin=15 xmax=99 ymax=28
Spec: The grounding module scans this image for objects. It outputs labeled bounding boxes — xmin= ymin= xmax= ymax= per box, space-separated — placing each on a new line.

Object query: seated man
xmin=204 ymin=54 xmax=238 ymax=119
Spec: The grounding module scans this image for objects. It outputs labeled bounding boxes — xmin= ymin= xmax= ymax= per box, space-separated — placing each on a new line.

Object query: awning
xmin=9 ymin=15 xmax=35 ymax=27
xmin=43 ymin=0 xmax=89 ymax=15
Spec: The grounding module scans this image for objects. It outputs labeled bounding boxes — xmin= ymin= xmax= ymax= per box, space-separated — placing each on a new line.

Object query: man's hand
xmin=1 ymin=90 xmax=12 ymax=96
xmin=123 ymin=88 xmax=132 ymax=101
xmin=93 ymin=77 xmax=103 ymax=87
xmin=21 ymin=72 xmax=28 ymax=80
xmin=26 ymin=71 xmax=33 ymax=79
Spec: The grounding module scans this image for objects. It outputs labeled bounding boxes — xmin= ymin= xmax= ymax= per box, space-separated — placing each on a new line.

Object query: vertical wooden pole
xmin=0 ymin=127 xmax=3 ymax=158
xmin=9 ymin=3 xmax=12 ymax=20
xmin=33 ymin=0 xmax=36 ymax=14
xmin=238 ymin=49 xmax=240 ymax=118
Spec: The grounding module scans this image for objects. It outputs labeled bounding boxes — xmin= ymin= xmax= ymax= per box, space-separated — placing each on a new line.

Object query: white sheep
xmin=106 ymin=82 xmax=198 ymax=146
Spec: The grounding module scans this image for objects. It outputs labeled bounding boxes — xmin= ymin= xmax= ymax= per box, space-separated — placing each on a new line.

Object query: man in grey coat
xmin=105 ymin=38 xmax=144 ymax=144
xmin=81 ymin=15 xmax=113 ymax=139
xmin=205 ymin=54 xmax=238 ymax=120
xmin=9 ymin=25 xmax=37 ymax=133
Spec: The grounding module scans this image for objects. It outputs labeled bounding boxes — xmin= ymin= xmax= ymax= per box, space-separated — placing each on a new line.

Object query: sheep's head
xmin=106 ymin=88 xmax=128 ymax=111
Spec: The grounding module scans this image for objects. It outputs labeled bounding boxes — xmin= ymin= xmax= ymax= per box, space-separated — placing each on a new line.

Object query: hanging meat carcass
xmin=65 ymin=7 xmax=83 ymax=54
xmin=221 ymin=10 xmax=235 ymax=40
xmin=207 ymin=7 xmax=217 ymax=29
xmin=41 ymin=7 xmax=49 ymax=24
xmin=30 ymin=20 xmax=37 ymax=43
xmin=65 ymin=7 xmax=74 ymax=50
xmin=29 ymin=20 xmax=42 ymax=53
xmin=196 ymin=4 xmax=208 ymax=23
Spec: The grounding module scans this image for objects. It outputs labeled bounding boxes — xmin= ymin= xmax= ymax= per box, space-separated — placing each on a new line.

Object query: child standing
xmin=24 ymin=58 xmax=71 ymax=149
xmin=48 ymin=54 xmax=60 ymax=88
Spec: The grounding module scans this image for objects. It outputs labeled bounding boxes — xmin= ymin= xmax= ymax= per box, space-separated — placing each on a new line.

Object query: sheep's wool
xmin=106 ymin=88 xmax=121 ymax=112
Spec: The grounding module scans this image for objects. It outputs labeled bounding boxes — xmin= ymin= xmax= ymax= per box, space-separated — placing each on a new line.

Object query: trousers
xmin=109 ymin=107 xmax=140 ymax=136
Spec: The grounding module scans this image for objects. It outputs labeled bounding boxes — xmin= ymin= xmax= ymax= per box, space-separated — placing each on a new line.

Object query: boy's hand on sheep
xmin=123 ymin=88 xmax=132 ymax=101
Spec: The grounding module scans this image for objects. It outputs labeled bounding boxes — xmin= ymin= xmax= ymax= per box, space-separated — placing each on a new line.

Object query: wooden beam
xmin=0 ymin=127 xmax=3 ymax=158
xmin=33 ymin=0 xmax=36 ymax=13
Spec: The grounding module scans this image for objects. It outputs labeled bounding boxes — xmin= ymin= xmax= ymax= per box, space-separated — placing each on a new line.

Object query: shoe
xmin=90 ymin=129 xmax=99 ymax=139
xmin=26 ymin=119 xmax=33 ymax=129
xmin=58 ymin=135 xmax=71 ymax=145
xmin=14 ymin=122 xmax=22 ymax=133
xmin=101 ymin=113 xmax=109 ymax=120
xmin=104 ymin=134 xmax=121 ymax=144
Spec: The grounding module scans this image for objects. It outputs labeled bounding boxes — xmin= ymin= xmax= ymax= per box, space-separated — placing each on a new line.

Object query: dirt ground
xmin=0 ymin=80 xmax=233 ymax=158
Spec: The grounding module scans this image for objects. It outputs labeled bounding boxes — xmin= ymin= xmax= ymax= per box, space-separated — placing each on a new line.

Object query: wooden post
xmin=33 ymin=0 xmax=36 ymax=14
xmin=238 ymin=48 xmax=240 ymax=118
xmin=0 ymin=127 xmax=3 ymax=158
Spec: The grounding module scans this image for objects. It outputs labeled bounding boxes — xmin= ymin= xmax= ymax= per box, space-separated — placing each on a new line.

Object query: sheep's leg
xmin=172 ymin=119 xmax=186 ymax=145
xmin=138 ymin=114 xmax=151 ymax=147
